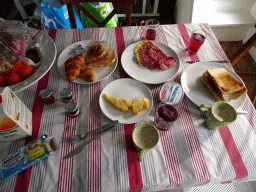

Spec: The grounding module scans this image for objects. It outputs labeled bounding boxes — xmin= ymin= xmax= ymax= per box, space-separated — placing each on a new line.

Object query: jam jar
xmin=39 ymin=89 xmax=55 ymax=105
xmin=65 ymin=102 xmax=80 ymax=118
xmin=60 ymin=88 xmax=73 ymax=103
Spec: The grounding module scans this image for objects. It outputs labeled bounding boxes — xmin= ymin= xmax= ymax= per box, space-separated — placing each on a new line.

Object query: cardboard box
xmin=0 ymin=87 xmax=32 ymax=142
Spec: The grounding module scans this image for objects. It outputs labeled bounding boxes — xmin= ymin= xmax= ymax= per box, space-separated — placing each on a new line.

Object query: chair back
xmin=60 ymin=0 xmax=137 ymax=28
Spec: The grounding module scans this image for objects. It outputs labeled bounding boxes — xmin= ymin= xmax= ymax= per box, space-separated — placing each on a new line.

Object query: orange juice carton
xmin=0 ymin=87 xmax=32 ymax=142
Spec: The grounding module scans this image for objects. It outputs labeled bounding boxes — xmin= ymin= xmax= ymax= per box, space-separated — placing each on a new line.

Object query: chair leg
xmin=125 ymin=3 xmax=132 ymax=26
xmin=67 ymin=4 xmax=77 ymax=28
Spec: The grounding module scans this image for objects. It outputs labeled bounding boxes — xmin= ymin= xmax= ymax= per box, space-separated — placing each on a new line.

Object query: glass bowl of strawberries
xmin=0 ymin=26 xmax=56 ymax=93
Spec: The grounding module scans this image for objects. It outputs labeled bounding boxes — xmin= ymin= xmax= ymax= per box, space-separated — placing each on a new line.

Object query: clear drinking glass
xmin=188 ymin=29 xmax=206 ymax=53
xmin=154 ymin=103 xmax=178 ymax=131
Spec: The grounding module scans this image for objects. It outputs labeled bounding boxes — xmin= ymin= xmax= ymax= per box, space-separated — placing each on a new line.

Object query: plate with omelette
xmin=181 ymin=62 xmax=247 ymax=109
xmin=57 ymin=40 xmax=117 ymax=84
xmin=99 ymin=78 xmax=153 ymax=124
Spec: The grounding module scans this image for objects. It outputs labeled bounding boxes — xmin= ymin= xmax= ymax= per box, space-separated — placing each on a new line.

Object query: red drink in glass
xmin=146 ymin=29 xmax=156 ymax=40
xmin=154 ymin=103 xmax=178 ymax=131
xmin=188 ymin=29 xmax=206 ymax=53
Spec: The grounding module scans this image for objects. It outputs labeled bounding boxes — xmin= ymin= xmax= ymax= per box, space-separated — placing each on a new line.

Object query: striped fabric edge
xmin=86 ymin=28 xmax=102 ymax=192
xmin=115 ymin=27 xmax=143 ymax=192
xmin=175 ymin=24 xmax=210 ymax=186
xmin=28 ymin=29 xmax=63 ymax=192
xmin=12 ymin=29 xmax=57 ymax=192
xmin=199 ymin=23 xmax=249 ymax=182
xmin=56 ymin=29 xmax=82 ymax=192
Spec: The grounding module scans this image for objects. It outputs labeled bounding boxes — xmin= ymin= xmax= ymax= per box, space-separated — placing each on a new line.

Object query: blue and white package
xmin=159 ymin=82 xmax=184 ymax=106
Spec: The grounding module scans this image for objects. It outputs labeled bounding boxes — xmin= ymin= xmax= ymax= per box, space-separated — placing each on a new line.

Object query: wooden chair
xmin=230 ymin=24 xmax=256 ymax=106
xmin=60 ymin=0 xmax=137 ymax=28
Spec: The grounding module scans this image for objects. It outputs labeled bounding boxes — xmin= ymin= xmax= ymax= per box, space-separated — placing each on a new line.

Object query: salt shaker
xmin=65 ymin=102 xmax=80 ymax=118
xmin=39 ymin=89 xmax=55 ymax=105
xmin=60 ymin=88 xmax=73 ymax=103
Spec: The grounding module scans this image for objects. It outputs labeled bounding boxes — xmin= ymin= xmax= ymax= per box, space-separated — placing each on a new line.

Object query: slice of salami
xmin=159 ymin=57 xmax=177 ymax=71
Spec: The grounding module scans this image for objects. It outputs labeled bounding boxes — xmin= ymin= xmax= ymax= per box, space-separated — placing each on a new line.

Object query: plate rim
xmin=180 ymin=61 xmax=246 ymax=109
xmin=57 ymin=40 xmax=118 ymax=84
xmin=99 ymin=78 xmax=153 ymax=124
xmin=121 ymin=41 xmax=180 ymax=84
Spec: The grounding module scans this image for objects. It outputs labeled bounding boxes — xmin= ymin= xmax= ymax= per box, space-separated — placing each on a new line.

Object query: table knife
xmin=186 ymin=60 xmax=229 ymax=64
xmin=63 ymin=120 xmax=118 ymax=159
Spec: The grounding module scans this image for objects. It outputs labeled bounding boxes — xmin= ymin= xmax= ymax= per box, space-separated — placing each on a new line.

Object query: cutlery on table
xmin=63 ymin=120 xmax=119 ymax=159
xmin=67 ymin=120 xmax=118 ymax=143
xmin=237 ymin=111 xmax=248 ymax=115
xmin=186 ymin=60 xmax=229 ymax=64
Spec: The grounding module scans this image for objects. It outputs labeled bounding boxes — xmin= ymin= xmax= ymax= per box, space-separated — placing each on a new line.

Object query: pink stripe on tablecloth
xmin=199 ymin=23 xmax=249 ymax=181
xmin=150 ymin=26 xmax=183 ymax=188
xmin=219 ymin=127 xmax=248 ymax=180
xmin=115 ymin=27 xmax=129 ymax=78
xmin=87 ymin=28 xmax=101 ymax=192
xmin=177 ymin=24 xmax=210 ymax=186
xmin=177 ymin=24 xmax=199 ymax=61
xmin=115 ymin=27 xmax=143 ymax=191
xmin=14 ymin=29 xmax=57 ymax=192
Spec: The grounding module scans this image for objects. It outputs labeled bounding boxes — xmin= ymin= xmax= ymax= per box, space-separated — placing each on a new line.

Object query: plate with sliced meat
xmin=121 ymin=41 xmax=180 ymax=84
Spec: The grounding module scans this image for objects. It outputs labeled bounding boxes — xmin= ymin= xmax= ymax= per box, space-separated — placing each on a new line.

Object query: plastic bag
xmin=81 ymin=2 xmax=118 ymax=27
xmin=41 ymin=0 xmax=83 ymax=29
xmin=0 ymin=21 xmax=32 ymax=73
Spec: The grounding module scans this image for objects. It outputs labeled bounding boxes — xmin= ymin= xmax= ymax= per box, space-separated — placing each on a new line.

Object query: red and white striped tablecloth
xmin=1 ymin=23 xmax=256 ymax=192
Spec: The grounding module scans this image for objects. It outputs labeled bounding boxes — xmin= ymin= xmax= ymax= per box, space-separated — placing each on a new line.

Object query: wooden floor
xmin=220 ymin=41 xmax=256 ymax=105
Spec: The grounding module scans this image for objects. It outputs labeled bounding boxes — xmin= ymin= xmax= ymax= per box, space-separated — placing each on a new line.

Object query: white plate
xmin=0 ymin=31 xmax=57 ymax=93
xmin=121 ymin=41 xmax=180 ymax=84
xmin=99 ymin=78 xmax=153 ymax=124
xmin=180 ymin=62 xmax=246 ymax=109
xmin=57 ymin=40 xmax=118 ymax=84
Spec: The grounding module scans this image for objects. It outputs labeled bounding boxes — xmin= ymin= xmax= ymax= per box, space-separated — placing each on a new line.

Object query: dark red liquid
xmin=146 ymin=29 xmax=156 ymax=40
xmin=188 ymin=33 xmax=206 ymax=53
xmin=154 ymin=104 xmax=178 ymax=131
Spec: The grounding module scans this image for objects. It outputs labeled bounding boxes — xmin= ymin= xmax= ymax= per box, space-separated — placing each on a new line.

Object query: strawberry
xmin=15 ymin=61 xmax=34 ymax=80
xmin=0 ymin=73 xmax=7 ymax=87
xmin=6 ymin=71 xmax=22 ymax=85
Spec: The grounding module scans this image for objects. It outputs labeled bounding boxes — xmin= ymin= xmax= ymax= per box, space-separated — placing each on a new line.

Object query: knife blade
xmin=63 ymin=120 xmax=118 ymax=159
xmin=186 ymin=60 xmax=229 ymax=64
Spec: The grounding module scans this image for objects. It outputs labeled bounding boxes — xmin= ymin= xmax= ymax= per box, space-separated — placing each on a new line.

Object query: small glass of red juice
xmin=144 ymin=19 xmax=160 ymax=40
xmin=154 ymin=103 xmax=178 ymax=131
xmin=188 ymin=29 xmax=206 ymax=53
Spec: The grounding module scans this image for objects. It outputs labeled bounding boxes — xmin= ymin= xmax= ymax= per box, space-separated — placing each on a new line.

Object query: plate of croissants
xmin=57 ymin=40 xmax=117 ymax=83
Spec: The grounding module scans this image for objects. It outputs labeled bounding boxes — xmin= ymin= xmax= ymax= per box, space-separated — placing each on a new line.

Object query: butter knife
xmin=187 ymin=60 xmax=229 ymax=64
xmin=63 ymin=120 xmax=118 ymax=159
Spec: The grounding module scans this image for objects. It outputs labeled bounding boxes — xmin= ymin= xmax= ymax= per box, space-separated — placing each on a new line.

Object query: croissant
xmin=79 ymin=67 xmax=96 ymax=82
xmin=64 ymin=54 xmax=85 ymax=81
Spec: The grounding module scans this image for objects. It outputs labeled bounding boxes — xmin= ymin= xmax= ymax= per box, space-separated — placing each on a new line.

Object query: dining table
xmin=1 ymin=23 xmax=256 ymax=192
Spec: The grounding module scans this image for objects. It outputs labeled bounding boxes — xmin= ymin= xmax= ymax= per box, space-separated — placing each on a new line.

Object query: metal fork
xmin=67 ymin=120 xmax=118 ymax=143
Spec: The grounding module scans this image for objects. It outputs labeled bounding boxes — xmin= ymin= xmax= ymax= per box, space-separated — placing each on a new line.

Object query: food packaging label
xmin=0 ymin=136 xmax=57 ymax=181
xmin=0 ymin=87 xmax=32 ymax=142
xmin=159 ymin=82 xmax=184 ymax=106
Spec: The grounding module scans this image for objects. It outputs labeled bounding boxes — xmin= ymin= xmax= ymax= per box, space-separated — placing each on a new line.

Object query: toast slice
xmin=202 ymin=68 xmax=247 ymax=101
xmin=88 ymin=47 xmax=117 ymax=67
xmin=85 ymin=41 xmax=109 ymax=63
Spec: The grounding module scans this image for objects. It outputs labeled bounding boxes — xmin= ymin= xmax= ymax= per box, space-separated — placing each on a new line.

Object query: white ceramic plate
xmin=180 ymin=62 xmax=246 ymax=109
xmin=57 ymin=40 xmax=118 ymax=84
xmin=99 ymin=78 xmax=153 ymax=124
xmin=0 ymin=31 xmax=57 ymax=93
xmin=121 ymin=41 xmax=180 ymax=84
